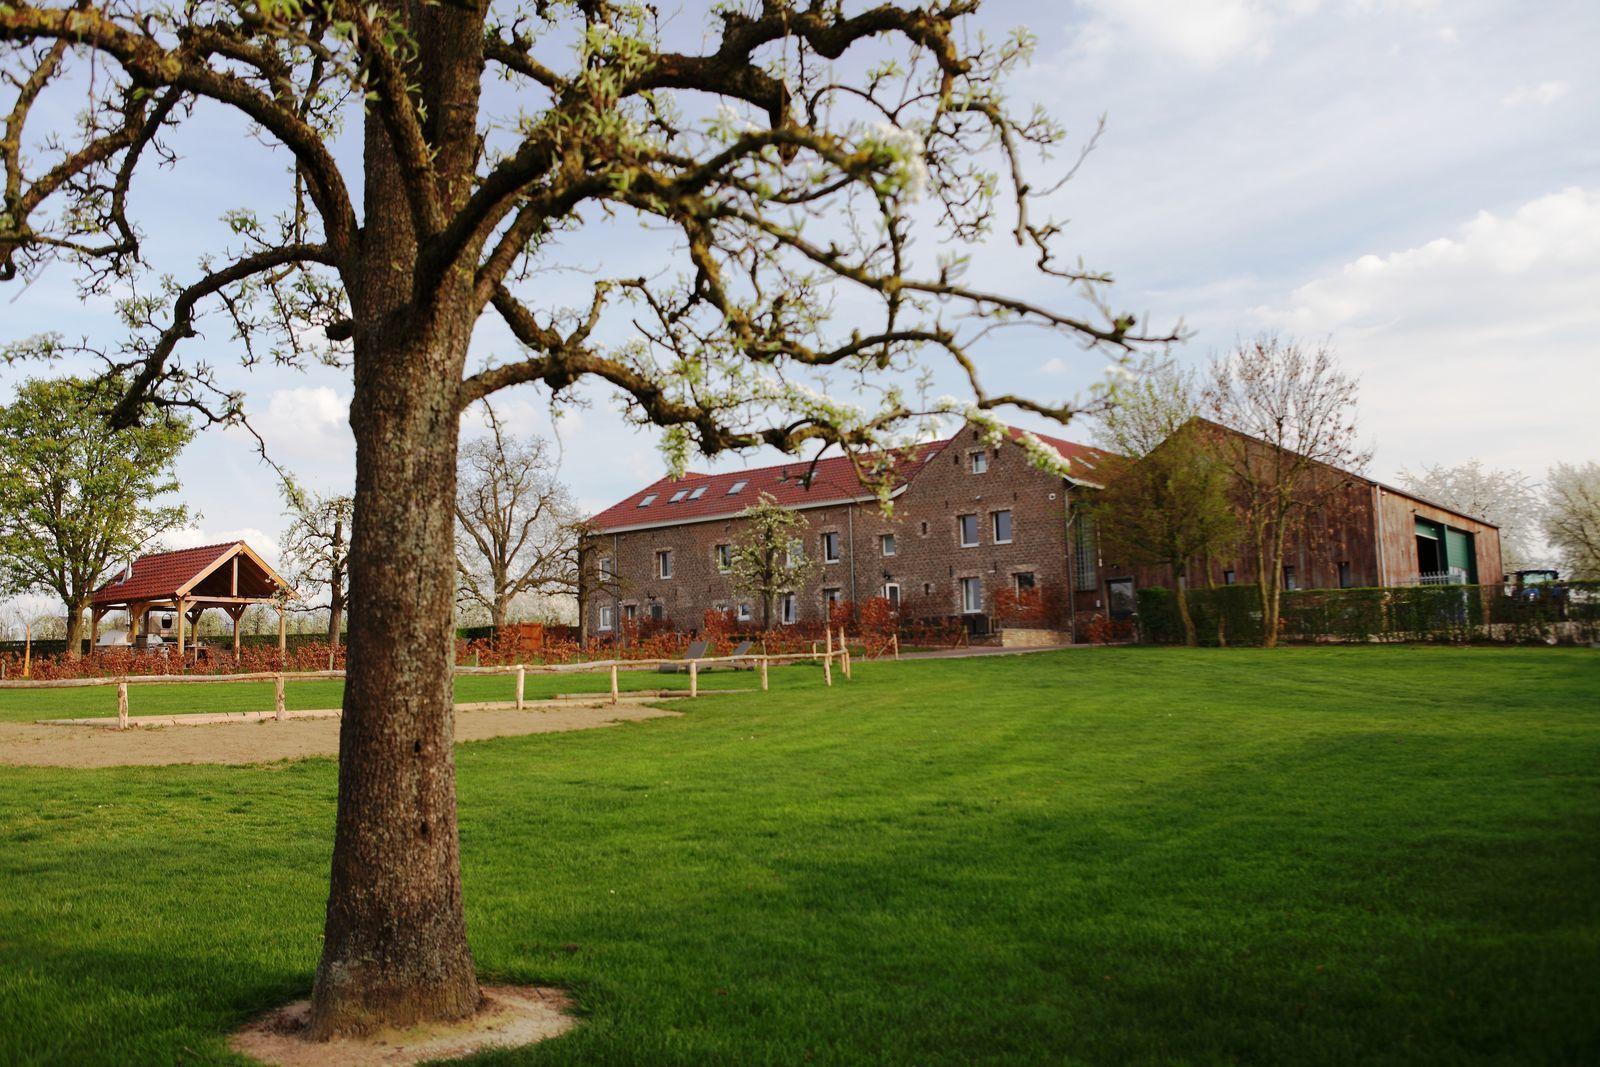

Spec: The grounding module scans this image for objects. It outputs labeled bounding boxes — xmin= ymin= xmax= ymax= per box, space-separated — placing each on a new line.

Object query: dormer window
xmin=727 ymin=480 xmax=747 ymax=495
xmin=637 ymin=494 xmax=657 ymax=507
xmin=669 ymin=489 xmax=688 ymax=502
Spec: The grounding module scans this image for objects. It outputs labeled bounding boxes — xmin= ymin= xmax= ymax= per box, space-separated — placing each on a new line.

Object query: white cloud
xmin=1072 ymin=0 xmax=1321 ymax=66
xmin=243 ymin=386 xmax=353 ymax=467
xmin=160 ymin=527 xmax=282 ymax=565
xmin=1255 ymin=187 xmax=1600 ymax=474
xmin=1501 ymin=80 xmax=1570 ymax=108
xmin=1041 ymin=356 xmax=1068 ymax=374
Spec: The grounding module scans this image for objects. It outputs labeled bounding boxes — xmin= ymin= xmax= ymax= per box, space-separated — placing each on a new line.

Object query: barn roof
xmin=92 ymin=541 xmax=295 ymax=606
xmin=586 ymin=425 xmax=1111 ymax=534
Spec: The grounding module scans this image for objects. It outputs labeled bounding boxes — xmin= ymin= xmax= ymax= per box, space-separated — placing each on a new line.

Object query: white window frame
xmin=649 ymin=602 xmax=665 ymax=621
xmin=958 ymin=514 xmax=979 ymax=548
xmin=656 ymin=549 xmax=673 ymax=579
xmin=880 ymin=533 xmax=896 ymax=557
xmin=623 ymin=603 xmax=638 ymax=621
xmin=736 ymin=602 xmax=752 ymax=622
xmin=882 ymin=582 xmax=901 ymax=609
xmin=1013 ymin=571 xmax=1035 ymax=594
xmin=715 ymin=543 xmax=731 ymax=572
xmin=960 ymin=576 xmax=983 ymax=614
xmin=598 ymin=555 xmax=614 ymax=579
xmin=786 ymin=538 xmax=804 ymax=566
xmin=780 ymin=593 xmax=797 ymax=625
xmin=969 ymin=450 xmax=989 ymax=474
xmin=597 ymin=605 xmax=614 ymax=632
xmin=823 ymin=587 xmax=842 ymax=607
xmin=821 ymin=530 xmax=840 ymax=564
xmin=992 ymin=509 xmax=1013 ymax=545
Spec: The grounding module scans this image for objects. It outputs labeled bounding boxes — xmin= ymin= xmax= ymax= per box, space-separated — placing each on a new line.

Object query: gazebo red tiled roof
xmin=92 ymin=541 xmax=294 ymax=607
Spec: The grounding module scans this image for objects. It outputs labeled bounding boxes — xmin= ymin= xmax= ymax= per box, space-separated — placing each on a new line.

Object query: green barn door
xmin=1444 ymin=527 xmax=1477 ymax=583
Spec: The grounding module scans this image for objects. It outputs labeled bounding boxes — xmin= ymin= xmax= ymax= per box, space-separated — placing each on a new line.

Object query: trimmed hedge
xmin=1139 ymin=581 xmax=1600 ymax=646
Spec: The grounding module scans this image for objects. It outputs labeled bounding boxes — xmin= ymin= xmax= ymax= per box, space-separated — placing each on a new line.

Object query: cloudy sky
xmin=2 ymin=0 xmax=1596 ymax=571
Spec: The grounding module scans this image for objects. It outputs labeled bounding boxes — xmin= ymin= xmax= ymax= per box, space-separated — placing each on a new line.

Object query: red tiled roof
xmin=587 ymin=425 xmax=1112 ymax=533
xmin=93 ymin=542 xmax=242 ymax=605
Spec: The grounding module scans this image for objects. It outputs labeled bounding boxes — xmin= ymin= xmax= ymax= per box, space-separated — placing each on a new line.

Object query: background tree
xmin=1094 ymin=364 xmax=1201 ymax=456
xmin=1397 ymin=460 xmax=1543 ymax=573
xmin=0 ymin=376 xmax=191 ymax=657
xmin=1204 ymin=337 xmax=1370 ymax=647
xmin=279 ymin=486 xmax=353 ymax=649
xmin=456 ymin=403 xmax=579 ymax=630
xmin=729 ymin=493 xmax=820 ymax=631
xmin=1544 ymin=462 xmax=1600 ymax=580
xmin=1 ymin=0 xmax=1173 ymax=1037
xmin=1091 ymin=421 xmax=1236 ymax=646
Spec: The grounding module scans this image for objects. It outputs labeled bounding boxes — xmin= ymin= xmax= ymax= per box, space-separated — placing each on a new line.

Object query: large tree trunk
xmin=307 ymin=90 xmax=482 ymax=1038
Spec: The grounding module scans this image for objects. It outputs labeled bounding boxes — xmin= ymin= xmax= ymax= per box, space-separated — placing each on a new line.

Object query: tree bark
xmin=62 ymin=599 xmax=85 ymax=659
xmin=307 ymin=96 xmax=481 ymax=1039
xmin=1174 ymin=570 xmax=1197 ymax=647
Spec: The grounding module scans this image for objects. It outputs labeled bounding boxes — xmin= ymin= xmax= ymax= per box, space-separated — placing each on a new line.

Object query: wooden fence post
xmin=274 ymin=674 xmax=286 ymax=721
xmin=689 ymin=659 xmax=699 ymax=698
xmin=892 ymin=632 xmax=900 ymax=660
xmin=515 ymin=665 xmax=526 ymax=711
xmin=839 ymin=627 xmax=852 ymax=680
xmin=822 ymin=649 xmax=833 ymax=687
xmin=610 ymin=662 xmax=620 ymax=705
xmin=117 ymin=681 xmax=128 ymax=730
xmin=759 ymin=656 xmax=769 ymax=692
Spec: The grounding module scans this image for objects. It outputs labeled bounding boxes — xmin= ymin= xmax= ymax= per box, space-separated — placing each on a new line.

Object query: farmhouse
xmin=577 ymin=422 xmax=1503 ymax=640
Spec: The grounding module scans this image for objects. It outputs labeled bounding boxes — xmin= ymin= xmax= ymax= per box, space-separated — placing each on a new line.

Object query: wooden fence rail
xmin=0 ymin=637 xmax=855 ymax=730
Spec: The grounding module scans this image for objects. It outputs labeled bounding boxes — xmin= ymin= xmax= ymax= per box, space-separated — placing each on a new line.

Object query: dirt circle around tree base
xmin=230 ymin=985 xmax=575 ymax=1065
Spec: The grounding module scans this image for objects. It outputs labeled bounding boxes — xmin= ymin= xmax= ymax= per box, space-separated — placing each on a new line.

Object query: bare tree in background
xmin=1397 ymin=461 xmax=1543 ymax=573
xmin=280 ymin=487 xmax=353 ymax=649
xmin=456 ymin=404 xmax=579 ymax=631
xmin=1204 ymin=337 xmax=1370 ymax=647
xmin=1545 ymin=462 xmax=1600 ymax=580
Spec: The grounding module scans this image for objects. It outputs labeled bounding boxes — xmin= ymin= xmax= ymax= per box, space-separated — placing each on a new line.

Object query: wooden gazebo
xmin=91 ymin=542 xmax=297 ymax=660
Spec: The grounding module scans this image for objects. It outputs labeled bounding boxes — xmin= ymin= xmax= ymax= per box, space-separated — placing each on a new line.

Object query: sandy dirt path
xmin=0 ymin=700 xmax=679 ymax=769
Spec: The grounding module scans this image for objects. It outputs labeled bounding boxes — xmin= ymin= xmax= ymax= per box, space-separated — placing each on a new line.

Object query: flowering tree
xmin=1205 ymin=337 xmax=1370 ymax=647
xmin=1 ymin=0 xmax=1172 ymax=1037
xmin=728 ymin=492 xmax=818 ymax=630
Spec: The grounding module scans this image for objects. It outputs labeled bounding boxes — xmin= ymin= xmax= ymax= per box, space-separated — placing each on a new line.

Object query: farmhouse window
xmin=1338 ymin=561 xmax=1353 ymax=588
xmin=958 ymin=514 xmax=979 ymax=547
xmin=715 ymin=544 xmax=731 ymax=571
xmin=883 ymin=583 xmax=901 ymax=609
xmin=969 ymin=450 xmax=989 ymax=474
xmin=656 ymin=550 xmax=673 ymax=579
xmin=780 ymin=594 xmax=797 ymax=625
xmin=1014 ymin=572 xmax=1035 ymax=593
xmin=649 ymin=603 xmax=664 ymax=621
xmin=623 ymin=603 xmax=637 ymax=621
xmin=1223 ymin=569 xmax=1236 ymax=586
xmin=880 ymin=533 xmax=896 ymax=557
xmin=822 ymin=531 xmax=841 ymax=563
xmin=1072 ymin=514 xmax=1098 ymax=591
xmin=992 ymin=509 xmax=1013 ymax=544
xmin=597 ymin=605 xmax=614 ymax=631
xmin=960 ymin=576 xmax=982 ymax=614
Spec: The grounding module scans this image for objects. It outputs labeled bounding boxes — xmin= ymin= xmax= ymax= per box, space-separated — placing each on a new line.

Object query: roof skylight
xmin=688 ymin=485 xmax=707 ymax=499
xmin=637 ymin=494 xmax=657 ymax=506
xmin=669 ymin=489 xmax=688 ymax=502
xmin=727 ymin=480 xmax=747 ymax=495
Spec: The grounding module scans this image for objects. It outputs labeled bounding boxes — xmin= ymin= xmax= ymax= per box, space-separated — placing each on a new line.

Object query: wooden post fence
xmin=3 ymin=647 xmax=858 ymax=729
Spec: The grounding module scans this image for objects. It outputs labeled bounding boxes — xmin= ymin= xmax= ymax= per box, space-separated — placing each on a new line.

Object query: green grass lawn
xmin=0 ymin=664 xmax=761 ymax=722
xmin=1 ymin=647 xmax=1597 ymax=1064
